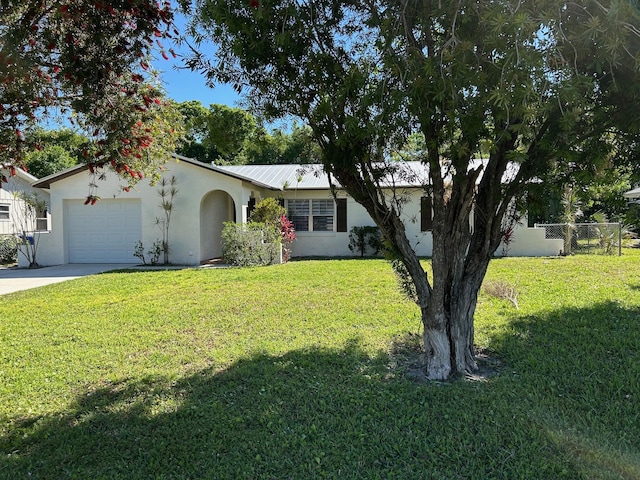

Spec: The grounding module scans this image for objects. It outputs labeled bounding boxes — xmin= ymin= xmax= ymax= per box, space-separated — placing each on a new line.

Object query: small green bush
xmin=221 ymin=222 xmax=281 ymax=267
xmin=348 ymin=226 xmax=382 ymax=257
xmin=0 ymin=235 xmax=18 ymax=264
xmin=249 ymin=197 xmax=285 ymax=226
xmin=133 ymin=240 xmax=164 ymax=265
xmin=249 ymin=198 xmax=296 ymax=262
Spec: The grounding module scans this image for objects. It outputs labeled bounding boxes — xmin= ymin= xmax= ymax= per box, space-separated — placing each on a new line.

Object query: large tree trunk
xmin=326 ymin=151 xmax=509 ymax=381
xmin=374 ymin=189 xmax=489 ymax=380
xmin=328 ymin=172 xmax=477 ymax=379
xmin=413 ymin=116 xmax=518 ymax=379
xmin=420 ymin=210 xmax=487 ymax=379
xmin=421 ymin=258 xmax=489 ymax=379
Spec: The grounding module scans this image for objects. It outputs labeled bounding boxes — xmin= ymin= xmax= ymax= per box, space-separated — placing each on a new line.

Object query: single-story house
xmin=0 ymin=167 xmax=50 ymax=236
xmin=29 ymin=155 xmax=562 ymax=266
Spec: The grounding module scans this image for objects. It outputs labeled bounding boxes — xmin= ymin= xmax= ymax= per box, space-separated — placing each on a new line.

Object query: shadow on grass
xmin=2 ymin=304 xmax=640 ymax=479
xmin=487 ymin=300 xmax=640 ymax=480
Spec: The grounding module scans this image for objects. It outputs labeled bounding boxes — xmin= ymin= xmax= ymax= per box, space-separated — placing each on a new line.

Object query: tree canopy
xmin=20 ymin=128 xmax=86 ymax=178
xmin=190 ymin=0 xmax=640 ymax=379
xmin=175 ymin=100 xmax=321 ymax=164
xmin=24 ymin=144 xmax=76 ymax=179
xmin=0 ymin=0 xmax=183 ymax=190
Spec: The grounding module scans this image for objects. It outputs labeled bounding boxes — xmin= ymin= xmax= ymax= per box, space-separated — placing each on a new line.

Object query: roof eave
xmin=31 ymin=154 xmax=281 ymax=191
xmin=32 ymin=164 xmax=87 ymax=189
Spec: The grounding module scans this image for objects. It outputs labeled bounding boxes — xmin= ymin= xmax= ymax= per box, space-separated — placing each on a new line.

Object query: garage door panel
xmin=66 ymin=199 xmax=141 ymax=263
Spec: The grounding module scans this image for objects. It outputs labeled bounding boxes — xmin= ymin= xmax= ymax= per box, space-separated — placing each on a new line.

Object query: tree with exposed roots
xmin=189 ymin=0 xmax=640 ymax=379
xmin=0 ymin=0 xmax=184 ymax=195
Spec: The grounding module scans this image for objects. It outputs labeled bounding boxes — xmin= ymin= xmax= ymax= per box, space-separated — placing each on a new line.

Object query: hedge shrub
xmin=0 ymin=235 xmax=18 ymax=264
xmin=221 ymin=222 xmax=281 ymax=267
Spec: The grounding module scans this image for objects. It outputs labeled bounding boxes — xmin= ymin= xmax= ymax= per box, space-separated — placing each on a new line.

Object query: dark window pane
xmin=291 ymin=215 xmax=309 ymax=231
xmin=313 ymin=216 xmax=333 ymax=231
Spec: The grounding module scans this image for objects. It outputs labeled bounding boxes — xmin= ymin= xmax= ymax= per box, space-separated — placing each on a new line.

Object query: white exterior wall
xmin=34 ymin=160 xmax=563 ymax=266
xmin=36 ymin=159 xmax=248 ymax=266
xmin=498 ymin=224 xmax=564 ymax=257
xmin=0 ymin=189 xmax=22 ymax=235
xmin=279 ymin=188 xmax=561 ymax=259
xmin=399 ymin=189 xmax=434 ymax=257
xmin=1 ymin=169 xmax=50 ymax=235
xmin=280 ymin=188 xmax=433 ymax=258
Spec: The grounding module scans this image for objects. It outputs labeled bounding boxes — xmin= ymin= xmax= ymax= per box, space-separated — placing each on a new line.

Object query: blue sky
xmin=152 ymin=12 xmax=242 ymax=109
xmin=150 ymin=14 xmax=294 ymax=131
xmin=153 ymin=50 xmax=242 ymax=108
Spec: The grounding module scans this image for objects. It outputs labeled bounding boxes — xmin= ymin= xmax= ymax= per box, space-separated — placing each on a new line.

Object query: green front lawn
xmin=1 ymin=253 xmax=639 ymax=479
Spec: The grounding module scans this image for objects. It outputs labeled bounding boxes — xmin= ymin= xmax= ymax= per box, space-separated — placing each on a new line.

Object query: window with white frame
xmin=288 ymin=199 xmax=309 ymax=231
xmin=312 ymin=199 xmax=334 ymax=231
xmin=287 ymin=199 xmax=335 ymax=232
xmin=0 ymin=204 xmax=9 ymax=221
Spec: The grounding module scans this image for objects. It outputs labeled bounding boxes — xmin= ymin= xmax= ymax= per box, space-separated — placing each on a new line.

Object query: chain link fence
xmin=533 ymin=223 xmax=622 ymax=256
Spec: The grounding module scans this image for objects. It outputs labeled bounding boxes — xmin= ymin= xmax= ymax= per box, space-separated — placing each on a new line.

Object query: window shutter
xmin=421 ymin=197 xmax=433 ymax=231
xmin=336 ymin=198 xmax=347 ymax=232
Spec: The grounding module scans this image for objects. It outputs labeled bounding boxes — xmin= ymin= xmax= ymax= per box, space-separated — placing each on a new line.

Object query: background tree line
xmin=174 ymin=100 xmax=321 ymax=165
xmin=25 ymin=118 xmax=639 ymax=230
xmin=20 ymin=100 xmax=321 ymax=179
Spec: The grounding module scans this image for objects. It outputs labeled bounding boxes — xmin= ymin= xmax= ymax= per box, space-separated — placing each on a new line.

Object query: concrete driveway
xmin=0 ymin=264 xmax=136 ymax=295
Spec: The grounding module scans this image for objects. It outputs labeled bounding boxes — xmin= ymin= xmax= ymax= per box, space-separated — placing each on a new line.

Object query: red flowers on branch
xmin=0 ymin=0 xmax=184 ymax=199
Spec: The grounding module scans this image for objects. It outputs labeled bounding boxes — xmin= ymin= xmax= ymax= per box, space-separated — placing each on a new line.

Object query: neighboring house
xmin=623 ymin=187 xmax=640 ymax=204
xmin=0 ymin=167 xmax=50 ymax=236
xmin=30 ymin=155 xmax=562 ymax=266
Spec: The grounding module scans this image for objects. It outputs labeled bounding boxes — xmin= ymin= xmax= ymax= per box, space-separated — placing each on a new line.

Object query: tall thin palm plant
xmin=156 ymin=176 xmax=179 ymax=265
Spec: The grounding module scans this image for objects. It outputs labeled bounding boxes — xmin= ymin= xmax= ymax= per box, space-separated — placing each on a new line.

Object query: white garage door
xmin=66 ymin=199 xmax=141 ymax=263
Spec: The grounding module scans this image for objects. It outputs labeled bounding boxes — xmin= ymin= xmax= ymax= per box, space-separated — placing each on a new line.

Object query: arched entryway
xmin=200 ymin=190 xmax=236 ymax=262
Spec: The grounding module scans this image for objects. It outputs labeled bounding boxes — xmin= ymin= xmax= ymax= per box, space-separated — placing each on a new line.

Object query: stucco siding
xmin=279 ymin=188 xmax=434 ymax=258
xmin=36 ymin=160 xmax=247 ymax=266
xmin=32 ymin=158 xmax=563 ymax=266
xmin=498 ymin=224 xmax=564 ymax=257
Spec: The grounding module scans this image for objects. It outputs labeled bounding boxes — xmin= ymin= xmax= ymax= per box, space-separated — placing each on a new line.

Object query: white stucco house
xmin=28 ymin=155 xmax=562 ymax=267
xmin=0 ymin=167 xmax=50 ymax=236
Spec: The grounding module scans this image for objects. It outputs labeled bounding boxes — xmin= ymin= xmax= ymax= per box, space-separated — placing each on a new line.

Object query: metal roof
xmin=32 ymin=153 xmax=520 ymax=192
xmin=623 ymin=187 xmax=640 ymax=199
xmin=218 ymin=162 xmax=433 ymax=190
xmin=218 ymin=164 xmax=330 ymax=190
